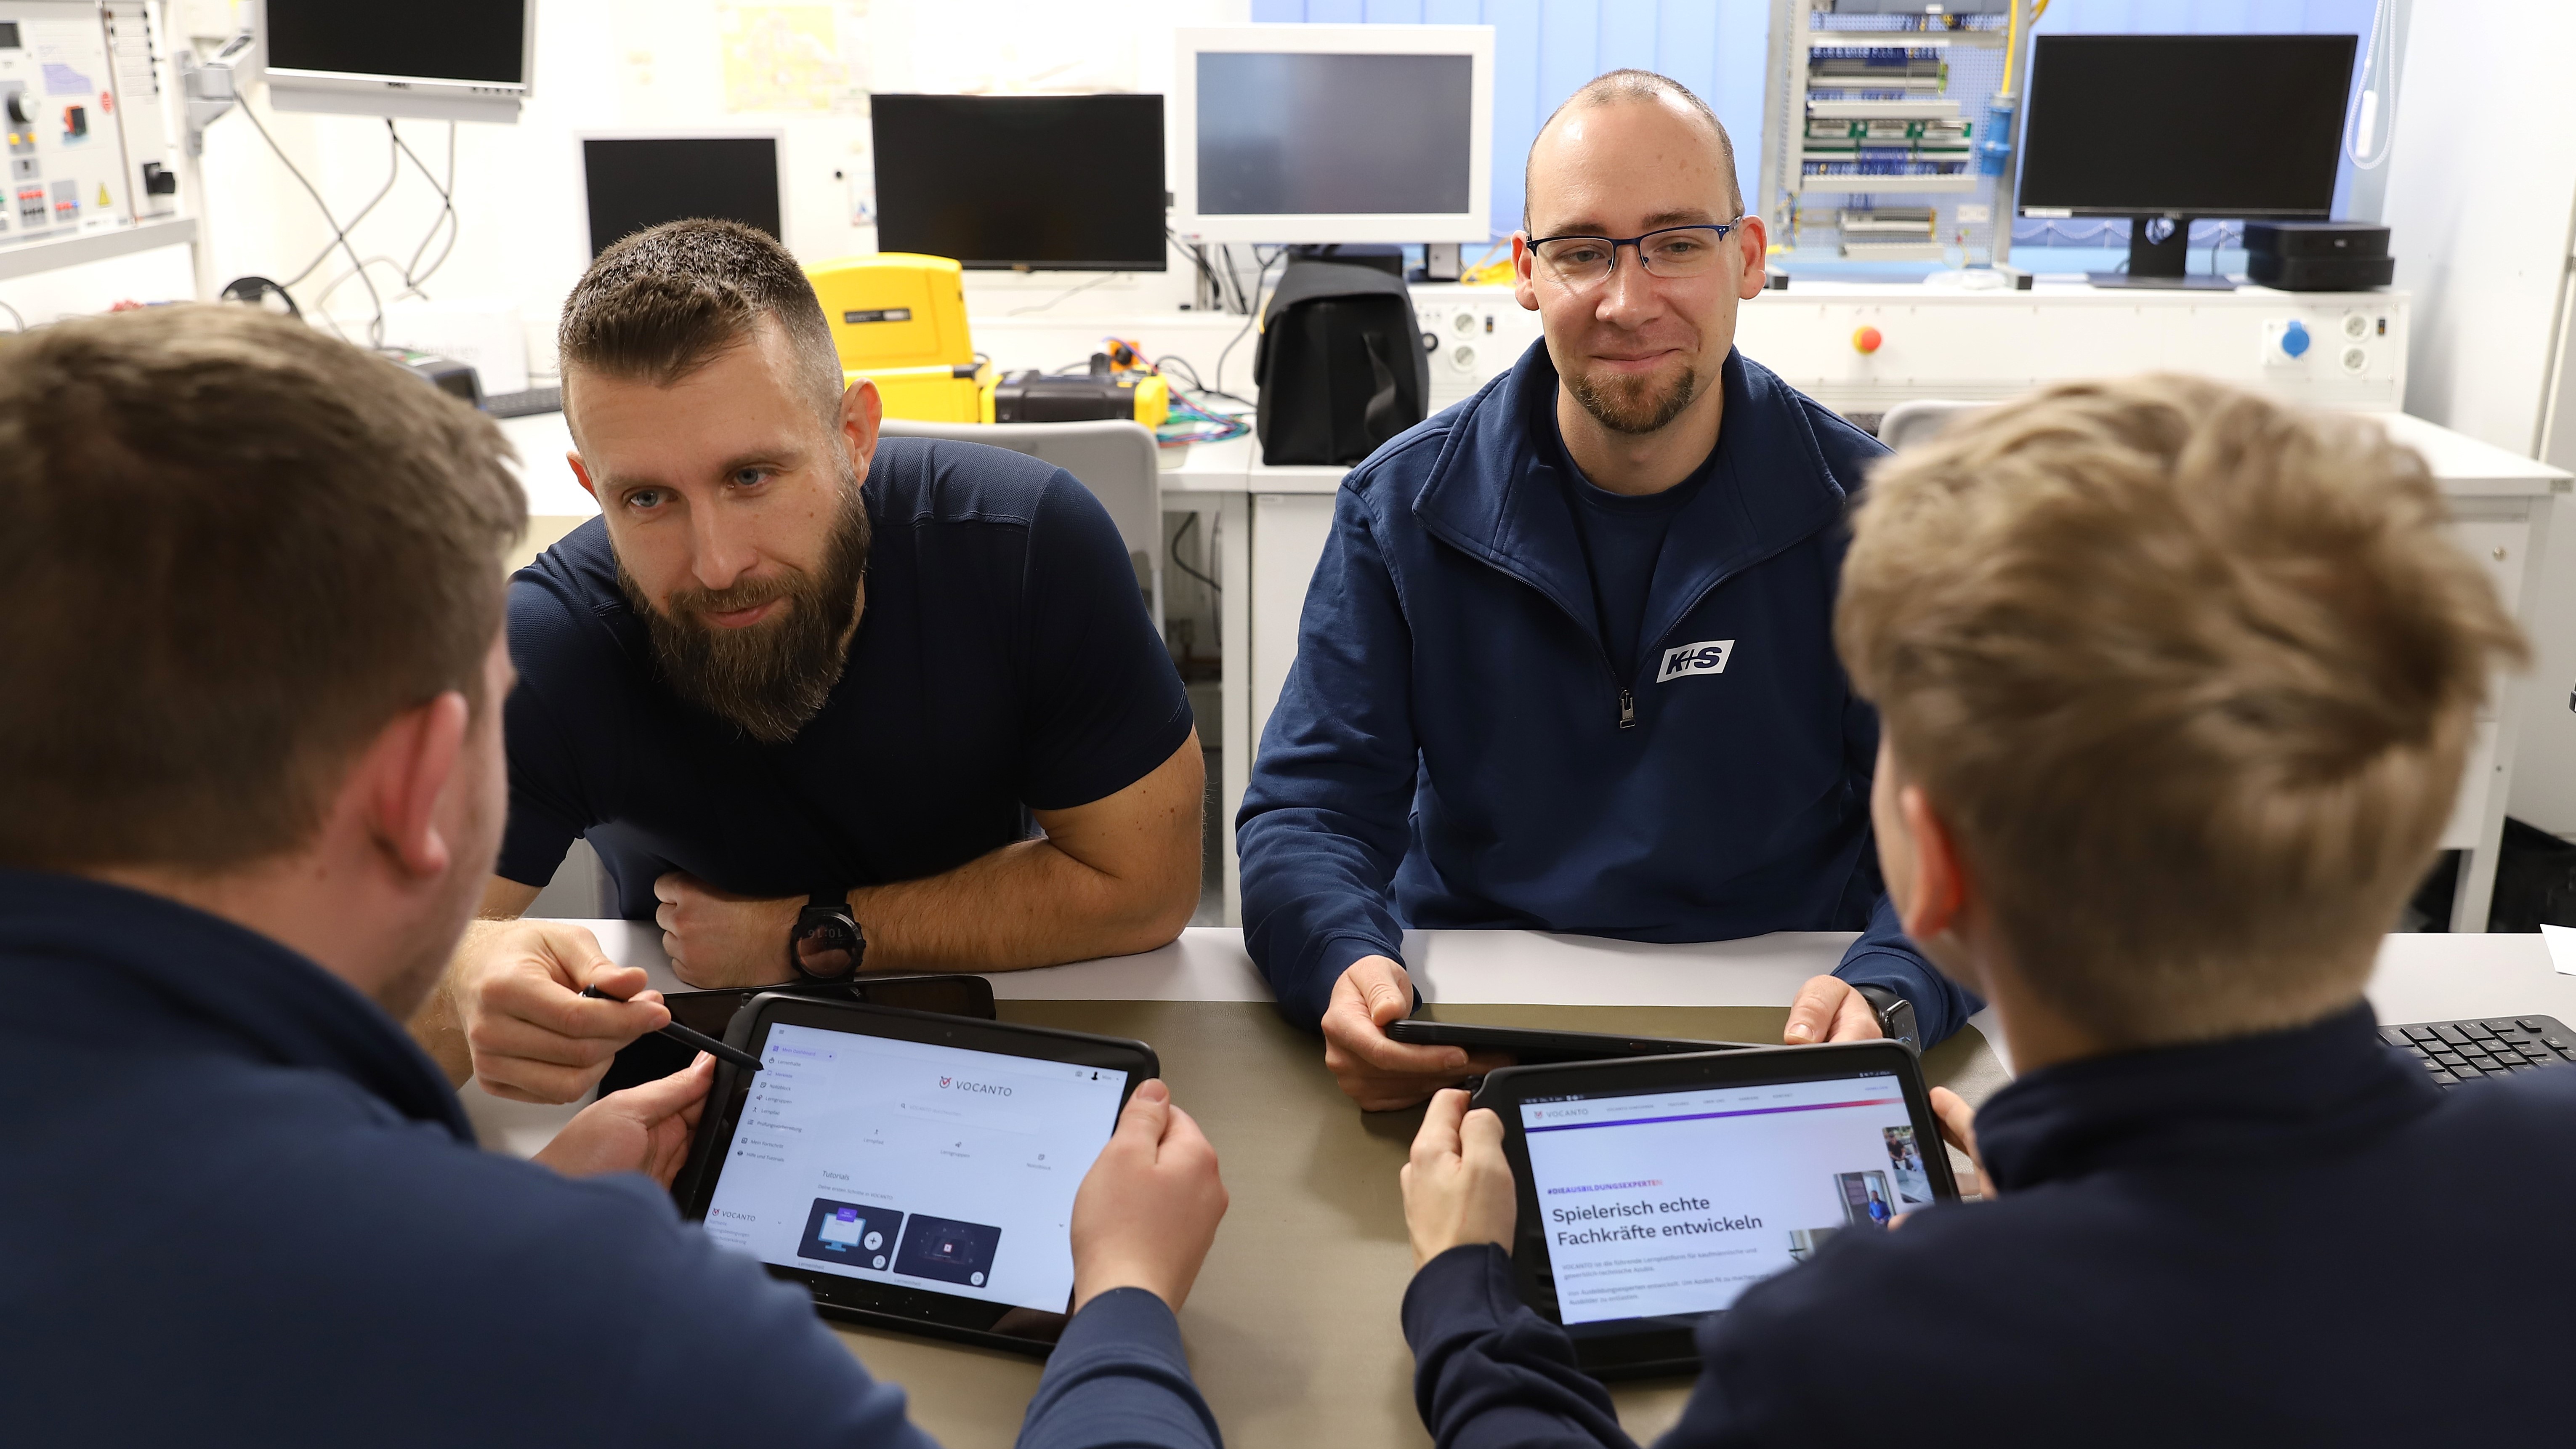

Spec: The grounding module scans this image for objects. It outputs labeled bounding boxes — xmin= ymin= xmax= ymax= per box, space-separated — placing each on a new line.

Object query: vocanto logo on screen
xmin=939 ymin=1076 xmax=1014 ymax=1096
xmin=1657 ymin=639 xmax=1735 ymax=683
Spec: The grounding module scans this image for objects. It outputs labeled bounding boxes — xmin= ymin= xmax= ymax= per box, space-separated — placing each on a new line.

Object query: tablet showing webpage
xmin=1518 ymin=1069 xmax=1928 ymax=1326
xmin=699 ymin=1021 xmax=1130 ymax=1315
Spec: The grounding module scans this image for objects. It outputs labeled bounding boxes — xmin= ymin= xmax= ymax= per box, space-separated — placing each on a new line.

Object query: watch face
xmin=792 ymin=909 xmax=861 ymax=979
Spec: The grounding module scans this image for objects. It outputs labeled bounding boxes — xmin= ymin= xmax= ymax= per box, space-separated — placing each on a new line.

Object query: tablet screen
xmin=699 ymin=1021 xmax=1130 ymax=1314
xmin=1518 ymin=1069 xmax=1933 ymax=1326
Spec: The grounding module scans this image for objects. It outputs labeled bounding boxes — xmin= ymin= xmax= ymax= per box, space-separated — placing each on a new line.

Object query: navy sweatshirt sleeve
xmin=1401 ymin=1245 xmax=1639 ymax=1449
xmin=1237 ymin=483 xmax=1422 ymax=1028
xmin=1831 ymin=896 xmax=1981 ymax=1048
xmin=1019 ymin=1288 xmax=1225 ymax=1449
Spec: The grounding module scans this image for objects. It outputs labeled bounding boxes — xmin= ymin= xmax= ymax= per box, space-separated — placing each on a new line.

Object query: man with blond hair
xmin=1396 ymin=375 xmax=2571 ymax=1446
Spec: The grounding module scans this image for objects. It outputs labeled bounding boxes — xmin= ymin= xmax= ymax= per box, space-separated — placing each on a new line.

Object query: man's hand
xmin=1401 ymin=1089 xmax=1517 ymax=1268
xmin=532 ymin=1053 xmax=715 ymax=1186
xmin=1069 ymin=1079 xmax=1228 ymax=1313
xmin=458 ymin=920 xmax=673 ymax=1103
xmin=1783 ymin=974 xmax=1886 ymax=1045
xmin=1929 ymin=1085 xmax=1986 ymax=1201
xmin=654 ymin=871 xmax=802 ymax=988
xmin=1321 ymin=955 xmax=1513 ymax=1111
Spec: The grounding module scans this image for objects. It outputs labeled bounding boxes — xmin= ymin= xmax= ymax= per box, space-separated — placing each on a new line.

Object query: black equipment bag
xmin=1253 ymin=260 xmax=1429 ymax=465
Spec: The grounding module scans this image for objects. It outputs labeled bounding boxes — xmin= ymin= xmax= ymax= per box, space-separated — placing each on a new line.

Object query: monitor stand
xmin=2087 ymin=215 xmax=2236 ymax=291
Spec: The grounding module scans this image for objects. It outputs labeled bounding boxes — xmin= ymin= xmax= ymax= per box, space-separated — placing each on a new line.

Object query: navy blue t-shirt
xmin=498 ymin=437 xmax=1193 ymax=917
xmin=1542 ymin=399 xmax=1713 ymax=681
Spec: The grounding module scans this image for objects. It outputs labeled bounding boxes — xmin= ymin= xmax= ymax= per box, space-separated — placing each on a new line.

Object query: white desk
xmin=463 ymin=923 xmax=2570 ymax=1446
xmin=463 ymin=922 xmax=2571 ymax=1154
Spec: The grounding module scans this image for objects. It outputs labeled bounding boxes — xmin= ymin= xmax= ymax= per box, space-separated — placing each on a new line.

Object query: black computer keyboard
xmin=2381 ymin=1016 xmax=2576 ymax=1086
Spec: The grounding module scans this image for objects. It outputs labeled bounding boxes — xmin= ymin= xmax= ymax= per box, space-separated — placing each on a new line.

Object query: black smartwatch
xmin=789 ymin=892 xmax=864 ymax=981
xmin=1853 ymin=984 xmax=1919 ymax=1052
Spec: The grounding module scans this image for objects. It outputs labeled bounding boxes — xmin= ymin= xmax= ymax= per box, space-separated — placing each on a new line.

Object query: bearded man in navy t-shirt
xmin=408 ymin=220 xmax=1202 ymax=1102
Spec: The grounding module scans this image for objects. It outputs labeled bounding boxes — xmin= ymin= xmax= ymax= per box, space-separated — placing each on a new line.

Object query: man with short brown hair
xmin=0 ymin=305 xmax=1230 ymax=1446
xmin=1396 ymin=376 xmax=2573 ymax=1447
xmin=417 ymin=220 xmax=1204 ymax=1102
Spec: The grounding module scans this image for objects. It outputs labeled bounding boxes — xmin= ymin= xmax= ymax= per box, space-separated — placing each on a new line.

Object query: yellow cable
xmin=1999 ymin=0 xmax=2040 ymax=101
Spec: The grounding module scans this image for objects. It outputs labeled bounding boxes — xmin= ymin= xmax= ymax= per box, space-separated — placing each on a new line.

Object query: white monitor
xmin=1172 ymin=24 xmax=1494 ymax=245
xmin=257 ymin=0 xmax=532 ymax=125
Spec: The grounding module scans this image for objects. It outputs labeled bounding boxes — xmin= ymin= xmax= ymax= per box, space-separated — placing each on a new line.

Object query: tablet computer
xmin=672 ymin=992 xmax=1156 ymax=1354
xmin=595 ymin=973 xmax=997 ymax=1099
xmin=1470 ymin=1041 xmax=1959 ymax=1378
xmin=1387 ymin=1019 xmax=1758 ymax=1064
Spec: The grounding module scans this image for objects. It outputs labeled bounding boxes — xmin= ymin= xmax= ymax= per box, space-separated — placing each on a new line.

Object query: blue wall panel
xmin=1597 ymin=0 xmax=1660 ymax=74
xmin=1488 ymin=0 xmax=1544 ymax=236
xmin=1250 ymin=0 xmax=2385 ymax=239
xmin=1534 ymin=0 xmax=1603 ymax=139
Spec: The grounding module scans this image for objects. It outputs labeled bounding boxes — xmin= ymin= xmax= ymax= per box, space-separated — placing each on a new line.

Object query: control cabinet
xmin=0 ymin=1 xmax=171 ymax=248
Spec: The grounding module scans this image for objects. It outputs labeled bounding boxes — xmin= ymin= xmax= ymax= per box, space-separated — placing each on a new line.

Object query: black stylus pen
xmin=580 ymin=985 xmax=766 ymax=1072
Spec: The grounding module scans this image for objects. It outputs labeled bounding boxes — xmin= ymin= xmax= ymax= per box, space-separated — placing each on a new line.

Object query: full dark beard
xmin=1563 ymin=356 xmax=1701 ymax=436
xmin=620 ymin=469 xmax=872 ymax=744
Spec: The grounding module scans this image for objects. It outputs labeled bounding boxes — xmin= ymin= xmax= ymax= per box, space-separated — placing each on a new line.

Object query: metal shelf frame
xmin=0 ymin=215 xmax=199 ymax=283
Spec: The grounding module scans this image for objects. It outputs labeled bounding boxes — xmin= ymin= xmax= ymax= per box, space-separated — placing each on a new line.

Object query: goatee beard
xmin=1565 ymin=358 xmax=1701 ymax=436
xmin=620 ymin=470 xmax=872 ymax=744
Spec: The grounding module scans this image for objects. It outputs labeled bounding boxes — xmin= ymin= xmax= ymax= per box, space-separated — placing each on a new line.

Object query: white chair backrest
xmin=1876 ymin=399 xmax=1991 ymax=454
xmin=879 ymin=418 xmax=1162 ymax=565
xmin=878 ymin=417 xmax=1165 ymax=639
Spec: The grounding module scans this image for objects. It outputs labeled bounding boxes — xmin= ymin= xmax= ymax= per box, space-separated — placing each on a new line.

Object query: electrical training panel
xmin=0 ymin=1 xmax=174 ymax=249
xmin=1406 ymin=282 xmax=2408 ymax=421
xmin=1759 ymin=0 xmax=2021 ymax=267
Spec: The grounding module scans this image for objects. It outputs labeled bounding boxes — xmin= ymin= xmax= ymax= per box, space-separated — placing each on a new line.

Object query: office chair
xmin=1875 ymin=399 xmax=1990 ymax=453
xmin=879 ymin=418 xmax=1166 ymax=638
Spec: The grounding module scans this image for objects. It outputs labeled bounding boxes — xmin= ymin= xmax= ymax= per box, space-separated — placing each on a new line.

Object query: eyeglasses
xmin=1526 ymin=220 xmax=1744 ymax=289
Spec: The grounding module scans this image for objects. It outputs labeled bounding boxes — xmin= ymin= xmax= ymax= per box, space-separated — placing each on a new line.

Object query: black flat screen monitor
xmin=265 ymin=0 xmax=526 ymax=85
xmin=582 ymin=137 xmax=783 ymax=258
xmin=2020 ymin=35 xmax=2354 ymax=286
xmin=871 ymin=94 xmax=1165 ymax=271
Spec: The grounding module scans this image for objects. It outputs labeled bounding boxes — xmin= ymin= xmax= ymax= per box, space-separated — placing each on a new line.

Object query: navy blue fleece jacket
xmin=1236 ymin=340 xmax=1976 ymax=1042
xmin=1399 ymin=1003 xmax=2576 ymax=1447
xmin=0 ymin=870 xmax=1220 ymax=1449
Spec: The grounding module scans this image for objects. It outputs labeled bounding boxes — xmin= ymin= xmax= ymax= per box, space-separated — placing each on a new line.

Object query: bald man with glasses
xmin=1237 ymin=70 xmax=1977 ymax=1110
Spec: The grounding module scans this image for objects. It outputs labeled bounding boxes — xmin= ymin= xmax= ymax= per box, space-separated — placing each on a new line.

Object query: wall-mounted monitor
xmin=579 ymin=133 xmax=785 ymax=258
xmin=1172 ymin=24 xmax=1494 ymax=245
xmin=257 ymin=0 xmax=532 ymax=124
xmin=871 ymin=94 xmax=1166 ymax=271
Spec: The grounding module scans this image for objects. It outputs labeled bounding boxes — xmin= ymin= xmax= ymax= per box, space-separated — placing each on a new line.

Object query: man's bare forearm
xmin=407 ymin=878 xmax=544 ymax=1087
xmin=407 ymin=919 xmax=510 ymax=1086
xmin=849 ymin=736 xmax=1202 ymax=972
xmin=848 ymin=834 xmax=1195 ymax=973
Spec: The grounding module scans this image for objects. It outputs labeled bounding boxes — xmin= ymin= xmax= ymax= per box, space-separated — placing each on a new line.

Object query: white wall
xmin=0 ymin=0 xmax=1248 ymax=358
xmin=2381 ymin=0 xmax=2576 ymax=834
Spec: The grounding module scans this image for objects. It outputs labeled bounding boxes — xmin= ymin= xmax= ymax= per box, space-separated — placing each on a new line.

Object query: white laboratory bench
xmin=496 ymin=279 xmax=2572 ymax=931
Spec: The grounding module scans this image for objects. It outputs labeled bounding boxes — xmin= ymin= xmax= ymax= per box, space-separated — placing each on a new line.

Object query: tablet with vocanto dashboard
xmin=673 ymin=993 xmax=1157 ymax=1355
xmin=1470 ymin=1041 xmax=1959 ymax=1378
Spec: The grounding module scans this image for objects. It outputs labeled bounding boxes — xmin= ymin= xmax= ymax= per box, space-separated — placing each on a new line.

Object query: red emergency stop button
xmin=1852 ymin=326 xmax=1883 ymax=354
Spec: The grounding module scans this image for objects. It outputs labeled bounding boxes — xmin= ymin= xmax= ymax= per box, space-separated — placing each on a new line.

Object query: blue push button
xmin=2281 ymin=319 xmax=2311 ymax=358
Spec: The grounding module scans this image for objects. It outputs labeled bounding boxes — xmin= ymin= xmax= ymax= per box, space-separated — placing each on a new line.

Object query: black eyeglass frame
xmin=1523 ymin=219 xmax=1748 ymax=283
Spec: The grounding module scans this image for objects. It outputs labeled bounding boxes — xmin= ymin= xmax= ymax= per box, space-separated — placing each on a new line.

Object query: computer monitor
xmin=2018 ymin=34 xmax=2355 ymax=289
xmin=579 ymin=134 xmax=785 ymax=258
xmin=870 ymin=95 xmax=1166 ymax=272
xmin=1172 ymin=24 xmax=1494 ymax=245
xmin=256 ymin=0 xmax=532 ymax=124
